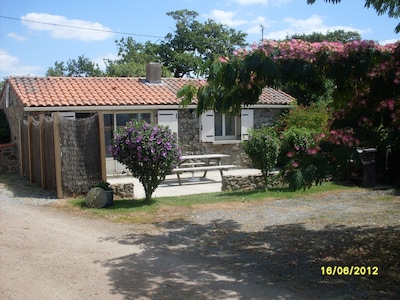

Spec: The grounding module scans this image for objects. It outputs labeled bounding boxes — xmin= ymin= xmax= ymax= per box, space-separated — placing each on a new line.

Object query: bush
xmin=111 ymin=121 xmax=181 ymax=201
xmin=276 ymin=103 xmax=331 ymax=133
xmin=278 ymin=127 xmax=318 ymax=165
xmin=283 ymin=137 xmax=331 ymax=191
xmin=242 ymin=126 xmax=280 ymax=184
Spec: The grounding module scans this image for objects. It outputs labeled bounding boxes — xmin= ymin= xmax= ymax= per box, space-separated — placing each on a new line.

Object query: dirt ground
xmin=1 ymin=174 xmax=400 ymax=300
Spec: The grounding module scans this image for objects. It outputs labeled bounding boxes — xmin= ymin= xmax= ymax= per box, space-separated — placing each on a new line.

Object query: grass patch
xmin=65 ymin=182 xmax=361 ymax=224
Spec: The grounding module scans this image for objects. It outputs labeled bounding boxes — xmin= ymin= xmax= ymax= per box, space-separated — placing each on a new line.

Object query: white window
xmin=200 ymin=109 xmax=253 ymax=142
xmin=104 ymin=112 xmax=152 ymax=158
xmin=215 ymin=112 xmax=239 ymax=140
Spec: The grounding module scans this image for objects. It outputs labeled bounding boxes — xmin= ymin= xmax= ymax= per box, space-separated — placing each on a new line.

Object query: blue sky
xmin=0 ymin=0 xmax=398 ymax=78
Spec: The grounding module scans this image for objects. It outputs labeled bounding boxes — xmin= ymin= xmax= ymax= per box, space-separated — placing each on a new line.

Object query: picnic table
xmin=171 ymin=154 xmax=236 ymax=185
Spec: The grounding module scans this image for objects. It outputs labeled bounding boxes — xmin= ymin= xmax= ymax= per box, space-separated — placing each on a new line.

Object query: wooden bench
xmin=171 ymin=164 xmax=237 ymax=185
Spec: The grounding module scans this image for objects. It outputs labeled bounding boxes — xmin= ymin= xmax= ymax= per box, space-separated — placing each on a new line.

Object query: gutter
xmin=23 ymin=103 xmax=291 ymax=112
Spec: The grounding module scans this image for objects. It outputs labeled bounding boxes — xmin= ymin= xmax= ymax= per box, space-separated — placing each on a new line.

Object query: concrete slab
xmin=107 ymin=168 xmax=262 ymax=199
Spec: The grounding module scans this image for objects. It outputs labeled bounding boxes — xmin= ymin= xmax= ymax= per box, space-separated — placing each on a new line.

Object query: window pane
xmin=140 ymin=113 xmax=152 ymax=123
xmin=225 ymin=113 xmax=236 ymax=136
xmin=116 ymin=114 xmax=136 ymax=126
xmin=104 ymin=114 xmax=114 ymax=157
xmin=215 ymin=112 xmax=222 ymax=136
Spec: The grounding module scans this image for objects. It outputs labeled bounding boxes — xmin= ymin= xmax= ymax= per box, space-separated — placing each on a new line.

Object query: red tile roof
xmin=7 ymin=76 xmax=294 ymax=108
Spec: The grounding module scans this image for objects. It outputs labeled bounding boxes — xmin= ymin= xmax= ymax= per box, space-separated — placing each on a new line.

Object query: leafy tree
xmin=282 ymin=30 xmax=360 ymax=106
xmin=46 ymin=55 xmax=103 ymax=77
xmin=158 ymin=9 xmax=248 ymax=77
xmin=307 ymin=0 xmax=400 ymax=33
xmin=105 ymin=39 xmax=170 ymax=77
xmin=110 ymin=121 xmax=181 ymax=201
xmin=181 ymin=38 xmax=400 ymax=186
xmin=288 ymin=29 xmax=361 ymax=43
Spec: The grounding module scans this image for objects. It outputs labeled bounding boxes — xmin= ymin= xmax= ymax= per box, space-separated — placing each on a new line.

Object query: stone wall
xmin=1 ymin=89 xmax=24 ymax=146
xmin=111 ymin=183 xmax=134 ymax=199
xmin=178 ymin=108 xmax=284 ymax=167
xmin=222 ymin=174 xmax=266 ymax=191
xmin=0 ymin=143 xmax=18 ymax=174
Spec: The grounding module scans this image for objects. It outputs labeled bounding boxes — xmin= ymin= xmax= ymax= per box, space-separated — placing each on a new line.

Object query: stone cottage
xmin=0 ymin=63 xmax=294 ymax=176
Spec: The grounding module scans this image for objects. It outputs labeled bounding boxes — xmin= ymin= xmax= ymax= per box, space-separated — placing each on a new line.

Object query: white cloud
xmin=21 ymin=13 xmax=114 ymax=42
xmin=0 ymin=49 xmax=42 ymax=77
xmin=380 ymin=38 xmax=399 ymax=45
xmin=265 ymin=15 xmax=363 ymax=40
xmin=247 ymin=16 xmax=274 ymax=34
xmin=7 ymin=32 xmax=27 ymax=42
xmin=94 ymin=53 xmax=118 ymax=71
xmin=205 ymin=10 xmax=247 ymax=27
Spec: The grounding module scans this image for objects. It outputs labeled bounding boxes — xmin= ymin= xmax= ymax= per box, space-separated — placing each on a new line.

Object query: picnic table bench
xmin=171 ymin=154 xmax=236 ymax=185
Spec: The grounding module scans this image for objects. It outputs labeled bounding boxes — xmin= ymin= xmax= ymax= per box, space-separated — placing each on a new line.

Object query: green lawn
xmin=68 ymin=182 xmax=360 ymax=223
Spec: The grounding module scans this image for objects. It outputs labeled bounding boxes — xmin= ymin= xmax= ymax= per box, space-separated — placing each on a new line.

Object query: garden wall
xmin=0 ymin=143 xmax=18 ymax=174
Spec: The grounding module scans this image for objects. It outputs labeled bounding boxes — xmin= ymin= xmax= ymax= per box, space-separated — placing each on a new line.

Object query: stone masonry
xmin=0 ymin=143 xmax=18 ymax=174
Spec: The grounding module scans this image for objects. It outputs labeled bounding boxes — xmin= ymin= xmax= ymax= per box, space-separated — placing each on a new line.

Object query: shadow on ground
xmin=0 ymin=174 xmax=57 ymax=199
xmin=100 ymin=219 xmax=400 ymax=300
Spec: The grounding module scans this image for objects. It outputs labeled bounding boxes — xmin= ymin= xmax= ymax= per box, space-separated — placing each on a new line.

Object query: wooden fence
xmin=20 ymin=113 xmax=107 ymax=198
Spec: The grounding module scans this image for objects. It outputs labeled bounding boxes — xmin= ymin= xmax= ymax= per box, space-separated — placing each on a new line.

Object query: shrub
xmin=275 ymin=103 xmax=331 ymax=133
xmin=111 ymin=121 xmax=181 ymax=201
xmin=278 ymin=127 xmax=317 ymax=165
xmin=242 ymin=126 xmax=280 ymax=184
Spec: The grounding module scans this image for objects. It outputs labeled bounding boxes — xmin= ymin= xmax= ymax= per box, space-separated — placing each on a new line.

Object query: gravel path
xmin=1 ymin=174 xmax=399 ymax=299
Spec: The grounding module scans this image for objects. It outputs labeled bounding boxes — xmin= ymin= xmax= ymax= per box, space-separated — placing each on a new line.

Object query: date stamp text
xmin=321 ymin=266 xmax=379 ymax=276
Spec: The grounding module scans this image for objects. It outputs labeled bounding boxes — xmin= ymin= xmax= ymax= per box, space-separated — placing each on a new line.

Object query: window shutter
xmin=241 ymin=109 xmax=253 ymax=140
xmin=56 ymin=112 xmax=76 ymax=120
xmin=158 ymin=110 xmax=178 ymax=136
xmin=200 ymin=110 xmax=214 ymax=142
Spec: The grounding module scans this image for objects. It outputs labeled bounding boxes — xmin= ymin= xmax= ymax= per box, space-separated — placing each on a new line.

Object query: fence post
xmin=53 ymin=113 xmax=63 ymax=198
xmin=27 ymin=115 xmax=34 ymax=183
xmin=39 ymin=114 xmax=47 ymax=189
xmin=98 ymin=112 xmax=107 ymax=181
xmin=18 ymin=117 xmax=24 ymax=177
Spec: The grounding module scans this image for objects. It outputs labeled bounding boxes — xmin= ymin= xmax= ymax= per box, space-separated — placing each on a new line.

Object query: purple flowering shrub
xmin=111 ymin=121 xmax=181 ymax=200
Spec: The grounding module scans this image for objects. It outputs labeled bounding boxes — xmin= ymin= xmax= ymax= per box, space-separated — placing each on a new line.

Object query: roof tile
xmin=7 ymin=76 xmax=294 ymax=108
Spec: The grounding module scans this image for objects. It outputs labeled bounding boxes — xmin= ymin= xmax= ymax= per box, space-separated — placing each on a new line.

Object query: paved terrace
xmin=108 ymin=168 xmax=261 ymax=199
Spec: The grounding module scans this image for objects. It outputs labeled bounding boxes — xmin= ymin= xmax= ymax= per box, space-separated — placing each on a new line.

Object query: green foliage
xmin=105 ymin=39 xmax=171 ymax=77
xmin=158 ymin=9 xmax=247 ymax=78
xmin=0 ymin=109 xmax=11 ymax=144
xmin=278 ymin=127 xmax=317 ymax=165
xmin=288 ymin=29 xmax=361 ymax=43
xmin=275 ymin=104 xmax=333 ymax=190
xmin=242 ymin=126 xmax=280 ymax=184
xmin=277 ymin=104 xmax=331 ymax=132
xmin=46 ymin=10 xmax=247 ymax=79
xmin=46 ymin=55 xmax=103 ymax=77
xmin=283 ymin=144 xmax=332 ymax=191
xmin=111 ymin=121 xmax=181 ymax=201
xmin=276 ymin=104 xmax=331 ymax=165
xmin=94 ymin=181 xmax=113 ymax=191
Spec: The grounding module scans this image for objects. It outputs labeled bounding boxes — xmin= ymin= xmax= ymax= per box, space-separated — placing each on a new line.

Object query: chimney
xmin=146 ymin=62 xmax=162 ymax=84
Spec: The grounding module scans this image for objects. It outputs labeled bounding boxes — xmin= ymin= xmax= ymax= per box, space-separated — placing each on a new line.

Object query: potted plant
xmin=94 ymin=181 xmax=114 ymax=206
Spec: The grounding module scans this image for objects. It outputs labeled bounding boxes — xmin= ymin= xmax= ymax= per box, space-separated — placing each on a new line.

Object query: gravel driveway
xmin=1 ymin=174 xmax=399 ymax=299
